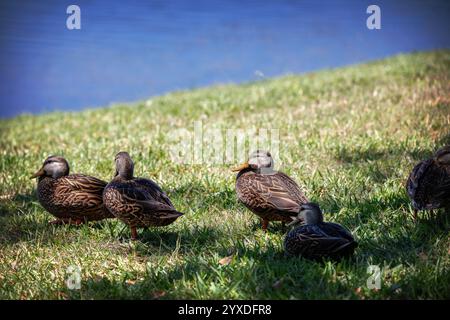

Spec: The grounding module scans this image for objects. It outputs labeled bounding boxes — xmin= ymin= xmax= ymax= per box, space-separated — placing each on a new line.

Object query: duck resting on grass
xmin=31 ymin=156 xmax=113 ymax=224
xmin=284 ymin=202 xmax=357 ymax=261
xmin=232 ymin=150 xmax=309 ymax=231
xmin=406 ymin=145 xmax=450 ymax=220
xmin=103 ymin=151 xmax=183 ymax=240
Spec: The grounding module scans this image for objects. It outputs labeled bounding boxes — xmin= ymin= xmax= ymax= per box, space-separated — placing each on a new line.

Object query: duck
xmin=284 ymin=202 xmax=357 ymax=261
xmin=406 ymin=145 xmax=450 ymax=219
xmin=102 ymin=151 xmax=183 ymax=240
xmin=232 ymin=150 xmax=308 ymax=231
xmin=31 ymin=155 xmax=113 ymax=224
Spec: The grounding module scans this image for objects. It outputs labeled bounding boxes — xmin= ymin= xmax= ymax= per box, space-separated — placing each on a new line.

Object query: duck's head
xmin=232 ymin=150 xmax=274 ymax=173
xmin=289 ymin=202 xmax=324 ymax=226
xmin=114 ymin=151 xmax=134 ymax=180
xmin=435 ymin=145 xmax=450 ymax=165
xmin=31 ymin=156 xmax=70 ymax=179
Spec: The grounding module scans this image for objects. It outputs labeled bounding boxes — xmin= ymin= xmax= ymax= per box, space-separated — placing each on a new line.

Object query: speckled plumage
xmin=103 ymin=152 xmax=183 ymax=239
xmin=234 ymin=150 xmax=308 ymax=230
xmin=236 ymin=170 xmax=308 ymax=222
xmin=33 ymin=156 xmax=112 ymax=223
xmin=103 ymin=176 xmax=182 ymax=228
xmin=406 ymin=145 xmax=450 ymax=213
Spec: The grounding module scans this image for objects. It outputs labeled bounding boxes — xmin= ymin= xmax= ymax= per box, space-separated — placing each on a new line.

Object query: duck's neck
xmin=36 ymin=176 xmax=58 ymax=198
xmin=38 ymin=175 xmax=57 ymax=183
xmin=236 ymin=167 xmax=253 ymax=179
xmin=236 ymin=167 xmax=276 ymax=179
xmin=114 ymin=172 xmax=133 ymax=181
xmin=256 ymin=167 xmax=275 ymax=175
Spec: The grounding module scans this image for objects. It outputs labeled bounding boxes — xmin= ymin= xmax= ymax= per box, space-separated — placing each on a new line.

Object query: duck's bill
xmin=231 ymin=162 xmax=249 ymax=172
xmin=30 ymin=168 xmax=44 ymax=179
xmin=287 ymin=216 xmax=303 ymax=227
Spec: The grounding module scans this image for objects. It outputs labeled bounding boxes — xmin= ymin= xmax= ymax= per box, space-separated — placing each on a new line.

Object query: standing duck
xmin=284 ymin=203 xmax=357 ymax=261
xmin=103 ymin=152 xmax=183 ymax=240
xmin=31 ymin=156 xmax=112 ymax=224
xmin=232 ymin=150 xmax=308 ymax=231
xmin=406 ymin=145 xmax=450 ymax=219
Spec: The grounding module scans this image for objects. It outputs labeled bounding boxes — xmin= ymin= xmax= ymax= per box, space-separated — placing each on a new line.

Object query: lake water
xmin=0 ymin=0 xmax=449 ymax=118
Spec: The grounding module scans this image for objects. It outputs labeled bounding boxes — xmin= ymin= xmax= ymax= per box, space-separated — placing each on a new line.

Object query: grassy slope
xmin=0 ymin=50 xmax=449 ymax=299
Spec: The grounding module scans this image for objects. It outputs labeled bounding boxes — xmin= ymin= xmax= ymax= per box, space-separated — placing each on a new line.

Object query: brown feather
xmin=36 ymin=174 xmax=112 ymax=221
xmin=406 ymin=146 xmax=450 ymax=211
xmin=103 ymin=176 xmax=183 ymax=228
xmin=236 ymin=169 xmax=308 ymax=223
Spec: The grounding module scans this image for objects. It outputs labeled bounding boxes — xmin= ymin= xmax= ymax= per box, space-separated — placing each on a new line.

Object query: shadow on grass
xmin=0 ymin=191 xmax=37 ymax=217
xmin=358 ymin=210 xmax=450 ymax=265
xmin=0 ymin=191 xmax=49 ymax=244
xmin=58 ymin=203 xmax=449 ymax=299
xmin=318 ymin=188 xmax=410 ymax=227
xmin=64 ymin=240 xmax=358 ymax=300
xmin=0 ymin=190 xmax=117 ymax=245
xmin=316 ymin=187 xmax=450 ymax=265
xmin=132 ymin=225 xmax=225 ymax=256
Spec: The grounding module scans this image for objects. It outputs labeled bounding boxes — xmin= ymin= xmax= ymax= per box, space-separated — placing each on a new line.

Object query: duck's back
xmin=133 ymin=178 xmax=175 ymax=208
xmin=320 ymin=222 xmax=356 ymax=243
xmin=236 ymin=170 xmax=308 ymax=218
xmin=285 ymin=224 xmax=356 ymax=261
xmin=103 ymin=176 xmax=182 ymax=227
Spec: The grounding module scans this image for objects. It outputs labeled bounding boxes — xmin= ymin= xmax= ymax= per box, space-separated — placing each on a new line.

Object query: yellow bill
xmin=231 ymin=162 xmax=249 ymax=172
xmin=30 ymin=168 xmax=45 ymax=179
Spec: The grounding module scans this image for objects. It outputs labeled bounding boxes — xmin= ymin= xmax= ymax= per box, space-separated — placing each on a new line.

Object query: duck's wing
xmin=52 ymin=174 xmax=108 ymax=215
xmin=133 ymin=199 xmax=183 ymax=218
xmin=133 ymin=178 xmax=175 ymax=208
xmin=407 ymin=159 xmax=450 ymax=209
xmin=321 ymin=222 xmax=356 ymax=243
xmin=286 ymin=225 xmax=355 ymax=258
xmin=236 ymin=172 xmax=306 ymax=215
xmin=63 ymin=174 xmax=107 ymax=194
xmin=113 ymin=180 xmax=183 ymax=217
xmin=426 ymin=165 xmax=450 ymax=208
xmin=276 ymin=172 xmax=309 ymax=204
xmin=406 ymin=159 xmax=433 ymax=204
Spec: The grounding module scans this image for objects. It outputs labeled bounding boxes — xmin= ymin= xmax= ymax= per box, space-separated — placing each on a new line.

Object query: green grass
xmin=1 ymin=50 xmax=449 ymax=299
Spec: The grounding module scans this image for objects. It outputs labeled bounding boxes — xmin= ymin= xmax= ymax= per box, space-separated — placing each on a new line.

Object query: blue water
xmin=0 ymin=0 xmax=449 ymax=118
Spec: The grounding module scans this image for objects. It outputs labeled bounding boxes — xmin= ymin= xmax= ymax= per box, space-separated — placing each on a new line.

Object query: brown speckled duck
xmin=406 ymin=145 xmax=450 ymax=219
xmin=103 ymin=151 xmax=183 ymax=240
xmin=232 ymin=150 xmax=308 ymax=231
xmin=31 ymin=156 xmax=112 ymax=224
xmin=284 ymin=203 xmax=357 ymax=261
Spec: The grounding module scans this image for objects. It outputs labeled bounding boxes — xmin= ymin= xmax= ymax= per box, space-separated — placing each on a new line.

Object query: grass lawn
xmin=0 ymin=50 xmax=449 ymax=299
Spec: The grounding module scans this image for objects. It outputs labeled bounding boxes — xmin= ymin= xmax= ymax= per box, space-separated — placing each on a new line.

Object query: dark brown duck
xmin=284 ymin=203 xmax=357 ymax=261
xmin=31 ymin=156 xmax=112 ymax=224
xmin=103 ymin=151 xmax=183 ymax=240
xmin=233 ymin=150 xmax=308 ymax=231
xmin=406 ymin=145 xmax=450 ymax=219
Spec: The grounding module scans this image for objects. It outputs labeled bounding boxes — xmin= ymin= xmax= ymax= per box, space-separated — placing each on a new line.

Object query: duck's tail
xmin=334 ymin=240 xmax=358 ymax=257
